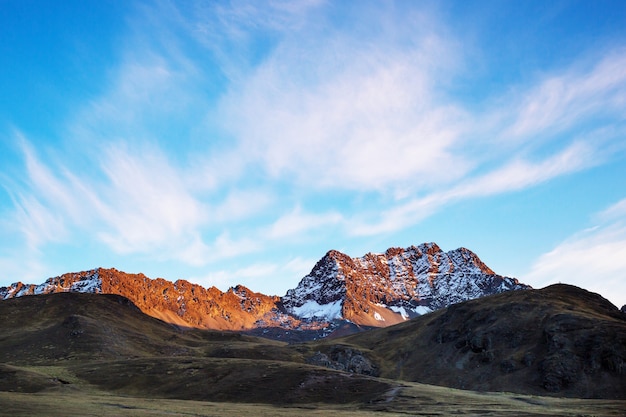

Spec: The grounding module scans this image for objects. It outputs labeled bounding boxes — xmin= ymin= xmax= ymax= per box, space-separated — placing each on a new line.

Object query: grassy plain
xmin=1 ymin=382 xmax=625 ymax=417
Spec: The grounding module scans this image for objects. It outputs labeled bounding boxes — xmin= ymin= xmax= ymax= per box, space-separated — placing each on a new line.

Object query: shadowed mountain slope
xmin=317 ymin=284 xmax=626 ymax=399
xmin=0 ymin=292 xmax=293 ymax=365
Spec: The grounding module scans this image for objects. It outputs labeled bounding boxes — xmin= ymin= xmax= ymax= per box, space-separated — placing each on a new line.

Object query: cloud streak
xmin=350 ymin=140 xmax=598 ymax=236
xmin=10 ymin=139 xmax=211 ymax=259
xmin=525 ymin=198 xmax=626 ymax=309
xmin=506 ymin=51 xmax=626 ymax=140
xmin=267 ymin=206 xmax=342 ymax=240
xmin=95 ymin=144 xmax=207 ymax=254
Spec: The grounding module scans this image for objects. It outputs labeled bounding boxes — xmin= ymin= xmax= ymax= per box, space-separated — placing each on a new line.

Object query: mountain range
xmin=0 ymin=243 xmax=529 ymax=340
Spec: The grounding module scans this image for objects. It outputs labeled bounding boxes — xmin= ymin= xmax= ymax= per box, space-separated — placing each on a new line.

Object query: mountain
xmin=0 ymin=268 xmax=320 ymax=333
xmin=310 ymin=284 xmax=626 ymax=399
xmin=282 ymin=243 xmax=529 ymax=327
xmin=0 ymin=243 xmax=529 ymax=339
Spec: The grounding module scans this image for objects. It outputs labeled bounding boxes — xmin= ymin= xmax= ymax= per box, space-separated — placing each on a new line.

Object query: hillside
xmin=0 ymin=292 xmax=304 ymax=365
xmin=0 ymin=292 xmax=391 ymax=404
xmin=309 ymin=284 xmax=626 ymax=399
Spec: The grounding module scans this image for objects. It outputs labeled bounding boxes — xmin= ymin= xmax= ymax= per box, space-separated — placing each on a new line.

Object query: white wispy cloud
xmin=525 ymin=198 xmax=626 ymax=309
xmin=217 ymin=5 xmax=469 ymax=193
xmin=12 ymin=194 xmax=68 ymax=249
xmin=446 ymin=141 xmax=595 ymax=198
xmin=188 ymin=0 xmax=324 ymax=81
xmin=2 ymin=1 xmax=284 ymax=274
xmin=11 ymin=139 xmax=211 ymax=260
xmin=506 ymin=51 xmax=626 ymax=140
xmin=350 ymin=141 xmax=597 ymax=236
xmin=342 ymin=39 xmax=626 ymax=236
xmin=0 ymin=251 xmax=49 ymax=286
xmin=72 ymin=59 xmax=196 ymax=144
xmin=11 ymin=140 xmax=77 ymax=248
xmin=206 ymin=232 xmax=260 ymax=262
xmin=596 ymin=197 xmax=626 ymax=223
xmin=210 ymin=189 xmax=274 ymax=224
xmin=95 ymin=144 xmax=207 ymax=254
xmin=267 ymin=205 xmax=342 ymax=240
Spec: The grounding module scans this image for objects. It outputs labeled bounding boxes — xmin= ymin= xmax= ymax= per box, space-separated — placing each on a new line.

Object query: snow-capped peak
xmin=282 ymin=244 xmax=530 ymax=326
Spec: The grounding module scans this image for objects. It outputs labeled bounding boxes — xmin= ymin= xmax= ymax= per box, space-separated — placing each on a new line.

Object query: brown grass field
xmin=1 ymin=378 xmax=625 ymax=416
xmin=0 ymin=359 xmax=624 ymax=416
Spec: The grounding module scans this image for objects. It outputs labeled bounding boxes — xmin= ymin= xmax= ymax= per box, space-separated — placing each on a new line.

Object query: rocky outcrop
xmin=306 ymin=346 xmax=379 ymax=376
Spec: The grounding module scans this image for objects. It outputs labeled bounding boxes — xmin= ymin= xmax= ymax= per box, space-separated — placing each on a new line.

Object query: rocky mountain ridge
xmin=1 ymin=243 xmax=530 ymax=339
xmin=0 ymin=268 xmax=314 ymax=332
xmin=283 ymin=243 xmax=528 ymax=327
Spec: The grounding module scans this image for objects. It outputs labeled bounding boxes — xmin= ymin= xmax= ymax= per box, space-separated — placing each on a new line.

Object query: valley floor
xmin=1 ymin=384 xmax=624 ymax=417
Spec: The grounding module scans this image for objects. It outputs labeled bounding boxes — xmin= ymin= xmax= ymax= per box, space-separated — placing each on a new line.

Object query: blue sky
xmin=1 ymin=0 xmax=626 ymax=308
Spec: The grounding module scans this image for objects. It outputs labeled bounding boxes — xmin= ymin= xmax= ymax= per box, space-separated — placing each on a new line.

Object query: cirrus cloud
xmin=525 ymin=198 xmax=626 ymax=309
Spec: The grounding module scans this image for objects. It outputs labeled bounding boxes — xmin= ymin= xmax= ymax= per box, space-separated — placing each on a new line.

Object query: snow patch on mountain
xmin=1 ymin=269 xmax=103 ymax=299
xmin=70 ymin=271 xmax=102 ymax=293
xmin=290 ymin=299 xmax=343 ymax=321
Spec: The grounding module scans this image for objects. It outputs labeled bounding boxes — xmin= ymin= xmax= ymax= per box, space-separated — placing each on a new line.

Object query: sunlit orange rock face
xmin=100 ymin=269 xmax=283 ymax=330
xmin=0 ymin=268 xmax=299 ymax=331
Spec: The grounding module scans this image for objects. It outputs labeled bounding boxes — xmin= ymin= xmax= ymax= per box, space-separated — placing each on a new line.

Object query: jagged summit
xmin=1 ymin=242 xmax=530 ymax=340
xmin=282 ymin=243 xmax=529 ymax=327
